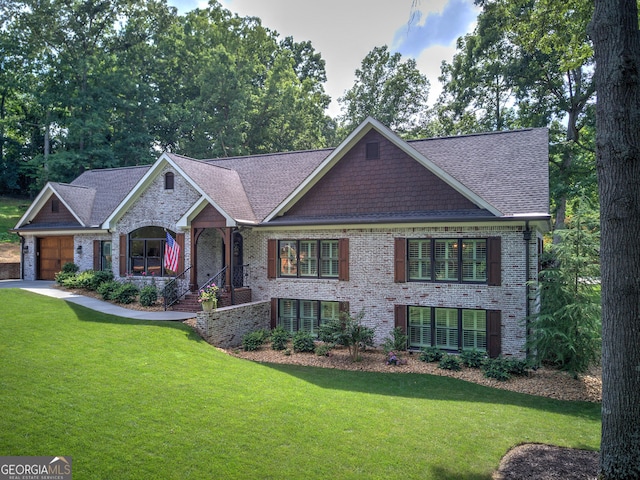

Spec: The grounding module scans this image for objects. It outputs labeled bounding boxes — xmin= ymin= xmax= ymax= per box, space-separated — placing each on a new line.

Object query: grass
xmin=0 ymin=195 xmax=30 ymax=243
xmin=0 ymin=290 xmax=601 ymax=479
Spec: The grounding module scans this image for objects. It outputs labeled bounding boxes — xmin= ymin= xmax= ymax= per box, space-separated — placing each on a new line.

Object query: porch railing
xmin=162 ymin=265 xmax=192 ymax=310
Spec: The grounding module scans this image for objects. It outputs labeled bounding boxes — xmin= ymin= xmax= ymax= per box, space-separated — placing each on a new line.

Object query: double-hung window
xmin=277 ymin=299 xmax=341 ymax=335
xmin=406 ymin=306 xmax=487 ymax=352
xmin=278 ymin=240 xmax=339 ymax=278
xmin=405 ymin=238 xmax=491 ymax=284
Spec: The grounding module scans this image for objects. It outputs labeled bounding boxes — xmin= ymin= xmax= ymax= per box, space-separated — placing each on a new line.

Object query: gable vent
xmin=366 ymin=142 xmax=380 ymax=160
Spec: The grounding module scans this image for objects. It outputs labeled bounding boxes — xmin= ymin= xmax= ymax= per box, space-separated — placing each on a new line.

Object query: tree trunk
xmin=590 ymin=1 xmax=640 ymax=478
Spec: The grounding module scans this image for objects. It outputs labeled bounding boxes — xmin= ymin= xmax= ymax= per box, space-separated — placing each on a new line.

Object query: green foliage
xmin=242 ymin=329 xmax=269 ymax=352
xmin=111 ymin=283 xmax=139 ymax=305
xmin=54 ymin=271 xmax=76 ymax=285
xmin=438 ymin=354 xmax=462 ymax=371
xmin=382 ymin=327 xmax=408 ymax=354
xmin=318 ymin=309 xmax=375 ymax=362
xmin=292 ymin=330 xmax=316 ymax=353
xmin=270 ymin=326 xmax=291 ymax=351
xmin=0 ymin=197 xmax=28 ymax=242
xmin=89 ymin=270 xmax=114 ymax=291
xmin=139 ymin=285 xmax=159 ymax=307
xmin=482 ymin=357 xmax=531 ymax=382
xmin=315 ymin=343 xmax=332 ymax=357
xmin=338 ymin=45 xmax=430 ymax=139
xmin=97 ymin=281 xmax=120 ymax=301
xmin=418 ymin=346 xmax=444 ymax=363
xmin=61 ymin=263 xmax=79 ymax=274
xmin=528 ymin=198 xmax=601 ymax=375
xmin=460 ymin=349 xmax=488 ymax=368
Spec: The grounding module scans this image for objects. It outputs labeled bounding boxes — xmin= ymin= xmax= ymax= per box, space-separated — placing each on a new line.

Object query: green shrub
xmin=460 ymin=349 xmax=487 ymax=368
xmin=270 ymin=326 xmax=290 ymax=351
xmin=242 ymin=329 xmax=269 ymax=352
xmin=88 ymin=270 xmax=114 ymax=291
xmin=439 ymin=354 xmax=462 ymax=371
xmin=97 ymin=280 xmax=120 ymax=301
xmin=418 ymin=346 xmax=443 ymax=363
xmin=61 ymin=262 xmax=79 ymax=274
xmin=482 ymin=358 xmax=512 ymax=381
xmin=292 ymin=330 xmax=316 ymax=353
xmin=74 ymin=270 xmax=97 ymax=289
xmin=382 ymin=327 xmax=408 ymax=353
xmin=111 ymin=282 xmax=139 ymax=304
xmin=318 ymin=309 xmax=374 ymax=361
xmin=505 ymin=358 xmax=530 ymax=377
xmin=54 ymin=271 xmax=76 ymax=285
xmin=315 ymin=343 xmax=332 ymax=357
xmin=139 ymin=284 xmax=159 ymax=307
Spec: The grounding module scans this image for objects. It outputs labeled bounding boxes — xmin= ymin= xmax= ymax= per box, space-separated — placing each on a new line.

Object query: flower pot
xmin=201 ymin=300 xmax=215 ymax=312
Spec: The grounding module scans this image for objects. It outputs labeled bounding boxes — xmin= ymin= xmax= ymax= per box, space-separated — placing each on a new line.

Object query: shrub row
xmin=418 ymin=346 xmax=531 ymax=381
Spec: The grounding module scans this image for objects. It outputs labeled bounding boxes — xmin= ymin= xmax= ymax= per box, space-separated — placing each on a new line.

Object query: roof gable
xmin=15 ymin=183 xmax=87 ymax=229
xmin=283 ymin=129 xmax=482 ymax=220
xmin=265 ymin=117 xmax=503 ymax=222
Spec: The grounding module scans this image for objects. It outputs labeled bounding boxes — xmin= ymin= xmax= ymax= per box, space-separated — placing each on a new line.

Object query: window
xmin=129 ymin=226 xmax=176 ymax=276
xmin=408 ymin=239 xmax=431 ymax=280
xmin=406 ymin=306 xmax=488 ymax=353
xmin=403 ymin=238 xmax=490 ymax=283
xmin=278 ymin=240 xmax=340 ymax=278
xmin=277 ymin=299 xmax=340 ymax=335
xmin=100 ymin=241 xmax=112 ymax=271
xmin=366 ymin=142 xmax=380 ymax=160
xmin=165 ymin=172 xmax=174 ymax=190
xmin=51 ymin=198 xmax=59 ymax=213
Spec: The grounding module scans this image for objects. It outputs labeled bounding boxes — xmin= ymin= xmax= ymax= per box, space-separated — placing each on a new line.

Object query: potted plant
xmin=198 ymin=283 xmax=219 ymax=312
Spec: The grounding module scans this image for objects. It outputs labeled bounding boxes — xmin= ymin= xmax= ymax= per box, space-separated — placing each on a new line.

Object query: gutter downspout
xmin=523 ymin=221 xmax=532 ymax=359
xmin=19 ymin=235 xmax=25 ymax=280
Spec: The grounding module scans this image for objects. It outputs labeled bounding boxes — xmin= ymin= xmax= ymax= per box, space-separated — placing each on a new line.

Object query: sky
xmin=167 ymin=0 xmax=480 ymax=117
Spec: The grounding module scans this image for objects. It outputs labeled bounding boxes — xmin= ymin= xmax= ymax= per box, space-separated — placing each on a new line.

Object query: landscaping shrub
xmin=111 ymin=282 xmax=139 ymax=304
xmin=97 ymin=280 xmax=120 ymax=301
xmin=88 ymin=270 xmax=114 ymax=291
xmin=482 ymin=358 xmax=512 ymax=381
xmin=270 ymin=326 xmax=290 ymax=351
xmin=292 ymin=330 xmax=316 ymax=353
xmin=74 ymin=270 xmax=97 ymax=289
xmin=438 ymin=354 xmax=462 ymax=371
xmin=460 ymin=349 xmax=487 ymax=368
xmin=61 ymin=262 xmax=79 ymax=274
xmin=382 ymin=327 xmax=408 ymax=354
xmin=139 ymin=284 xmax=159 ymax=307
xmin=54 ymin=271 xmax=75 ymax=285
xmin=318 ymin=309 xmax=374 ymax=361
xmin=418 ymin=346 xmax=443 ymax=363
xmin=242 ymin=329 xmax=269 ymax=352
xmin=315 ymin=343 xmax=332 ymax=357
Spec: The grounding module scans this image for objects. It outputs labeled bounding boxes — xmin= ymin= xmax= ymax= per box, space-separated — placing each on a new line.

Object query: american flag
xmin=164 ymin=232 xmax=180 ymax=273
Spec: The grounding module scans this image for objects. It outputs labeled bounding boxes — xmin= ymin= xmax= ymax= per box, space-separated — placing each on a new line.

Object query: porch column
xmin=224 ymin=227 xmax=233 ymax=289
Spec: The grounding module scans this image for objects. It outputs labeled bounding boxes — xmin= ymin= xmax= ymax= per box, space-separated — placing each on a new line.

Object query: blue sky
xmin=168 ymin=0 xmax=480 ymax=115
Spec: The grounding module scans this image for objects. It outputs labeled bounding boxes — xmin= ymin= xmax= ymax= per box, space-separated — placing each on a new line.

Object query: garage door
xmin=38 ymin=236 xmax=74 ymax=280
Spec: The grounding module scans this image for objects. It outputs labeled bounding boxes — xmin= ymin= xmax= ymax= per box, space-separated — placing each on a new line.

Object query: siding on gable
xmin=284 ymin=130 xmax=480 ymax=218
xmin=30 ymin=196 xmax=80 ymax=226
xmin=242 ymin=224 xmax=536 ymax=358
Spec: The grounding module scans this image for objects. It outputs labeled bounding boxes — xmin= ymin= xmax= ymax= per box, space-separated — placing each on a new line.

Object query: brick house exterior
xmin=13 ymin=118 xmax=550 ymax=357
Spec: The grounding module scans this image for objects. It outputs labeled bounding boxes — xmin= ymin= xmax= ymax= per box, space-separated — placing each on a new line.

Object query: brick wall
xmin=196 ymin=301 xmax=270 ymax=349
xmin=241 ymin=224 xmax=538 ymax=357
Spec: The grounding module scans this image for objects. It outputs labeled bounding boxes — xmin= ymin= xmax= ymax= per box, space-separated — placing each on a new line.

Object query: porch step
xmin=168 ymin=288 xmax=252 ymax=312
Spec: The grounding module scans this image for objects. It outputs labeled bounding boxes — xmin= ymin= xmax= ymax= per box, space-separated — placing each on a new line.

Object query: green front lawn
xmin=0 ymin=290 xmax=601 ymax=479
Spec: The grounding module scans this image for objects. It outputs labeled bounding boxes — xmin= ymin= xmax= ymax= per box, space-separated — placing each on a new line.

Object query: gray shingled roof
xmin=204 ymin=149 xmax=332 ymax=221
xmin=409 ymin=128 xmax=549 ymax=216
xmin=71 ymin=165 xmax=151 ymax=226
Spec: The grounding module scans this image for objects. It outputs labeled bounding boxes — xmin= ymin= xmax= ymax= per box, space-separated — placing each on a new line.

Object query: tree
xmin=437 ymin=0 xmax=597 ymax=232
xmin=527 ymin=197 xmax=601 ymax=376
xmin=590 ymin=1 xmax=640 ymax=478
xmin=337 ymin=45 xmax=430 ymax=138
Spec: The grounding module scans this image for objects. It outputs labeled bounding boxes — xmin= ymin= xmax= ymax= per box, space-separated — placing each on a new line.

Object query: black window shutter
xmin=487 ymin=310 xmax=502 ymax=358
xmin=487 ymin=237 xmax=502 ymax=286
xmin=270 ymin=298 xmax=278 ymax=329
